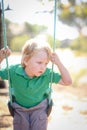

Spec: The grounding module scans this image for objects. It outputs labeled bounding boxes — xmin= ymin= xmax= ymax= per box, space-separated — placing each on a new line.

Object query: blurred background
xmin=0 ymin=0 xmax=87 ymax=130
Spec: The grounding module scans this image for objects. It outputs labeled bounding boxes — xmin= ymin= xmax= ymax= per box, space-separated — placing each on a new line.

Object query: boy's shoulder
xmin=9 ymin=64 xmax=21 ymax=68
xmin=9 ymin=64 xmax=24 ymax=75
xmin=9 ymin=64 xmax=22 ymax=70
xmin=43 ymin=68 xmax=52 ymax=75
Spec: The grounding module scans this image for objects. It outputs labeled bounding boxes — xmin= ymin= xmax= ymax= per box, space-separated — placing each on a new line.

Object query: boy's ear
xmin=23 ymin=60 xmax=27 ymax=66
xmin=23 ymin=58 xmax=29 ymax=66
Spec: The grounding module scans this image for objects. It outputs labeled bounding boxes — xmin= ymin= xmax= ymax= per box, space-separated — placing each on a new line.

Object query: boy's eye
xmin=37 ymin=61 xmax=42 ymax=64
xmin=37 ymin=62 xmax=48 ymax=65
xmin=45 ymin=63 xmax=48 ymax=65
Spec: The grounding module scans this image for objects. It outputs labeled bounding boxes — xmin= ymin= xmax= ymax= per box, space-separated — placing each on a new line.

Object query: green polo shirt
xmin=0 ymin=64 xmax=61 ymax=108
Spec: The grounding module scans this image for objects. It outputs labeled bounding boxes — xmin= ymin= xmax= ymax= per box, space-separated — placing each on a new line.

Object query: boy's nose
xmin=41 ymin=64 xmax=45 ymax=70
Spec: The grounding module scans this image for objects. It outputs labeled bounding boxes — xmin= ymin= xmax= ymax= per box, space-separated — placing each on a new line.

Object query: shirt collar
xmin=15 ymin=64 xmax=50 ymax=79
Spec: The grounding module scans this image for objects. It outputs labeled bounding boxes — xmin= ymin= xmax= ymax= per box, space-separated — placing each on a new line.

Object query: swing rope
xmin=1 ymin=0 xmax=12 ymax=104
xmin=48 ymin=0 xmax=57 ymax=103
xmin=50 ymin=0 xmax=57 ymax=85
xmin=53 ymin=0 xmax=57 ymax=52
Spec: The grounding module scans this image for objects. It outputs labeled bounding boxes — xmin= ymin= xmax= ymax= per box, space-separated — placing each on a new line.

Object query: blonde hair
xmin=21 ymin=38 xmax=52 ymax=67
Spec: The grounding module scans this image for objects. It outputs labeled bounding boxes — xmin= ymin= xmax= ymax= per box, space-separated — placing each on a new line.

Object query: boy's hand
xmin=0 ymin=47 xmax=11 ymax=63
xmin=50 ymin=52 xmax=60 ymax=65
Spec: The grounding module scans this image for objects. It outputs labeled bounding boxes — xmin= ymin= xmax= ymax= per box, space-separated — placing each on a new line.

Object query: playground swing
xmin=1 ymin=0 xmax=57 ymax=117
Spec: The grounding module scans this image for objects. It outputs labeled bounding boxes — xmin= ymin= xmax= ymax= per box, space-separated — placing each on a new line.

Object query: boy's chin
xmin=35 ymin=74 xmax=42 ymax=77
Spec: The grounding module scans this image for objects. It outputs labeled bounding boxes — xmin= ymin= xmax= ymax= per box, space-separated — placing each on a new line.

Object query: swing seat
xmin=8 ymin=99 xmax=53 ymax=117
xmin=7 ymin=95 xmax=15 ymax=117
xmin=47 ymin=99 xmax=53 ymax=117
xmin=8 ymin=101 xmax=14 ymax=117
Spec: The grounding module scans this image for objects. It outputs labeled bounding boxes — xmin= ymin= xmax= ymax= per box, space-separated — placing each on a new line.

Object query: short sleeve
xmin=52 ymin=72 xmax=61 ymax=83
xmin=0 ymin=68 xmax=8 ymax=79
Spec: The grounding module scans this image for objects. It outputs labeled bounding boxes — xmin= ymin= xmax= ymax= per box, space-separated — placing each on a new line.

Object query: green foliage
xmin=75 ymin=3 xmax=87 ymax=18
xmin=47 ymin=35 xmax=53 ymax=48
xmin=72 ymin=68 xmax=87 ymax=87
xmin=5 ymin=19 xmax=47 ymax=51
xmin=47 ymin=35 xmax=60 ymax=49
xmin=58 ymin=1 xmax=87 ymax=28
xmin=24 ymin=22 xmax=47 ymax=37
xmin=70 ymin=36 xmax=87 ymax=53
xmin=5 ymin=19 xmax=14 ymax=47
xmin=10 ymin=35 xmax=29 ymax=52
xmin=59 ymin=4 xmax=71 ymax=20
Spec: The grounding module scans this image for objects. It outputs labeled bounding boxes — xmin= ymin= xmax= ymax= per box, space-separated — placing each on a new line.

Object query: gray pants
xmin=12 ymin=99 xmax=48 ymax=130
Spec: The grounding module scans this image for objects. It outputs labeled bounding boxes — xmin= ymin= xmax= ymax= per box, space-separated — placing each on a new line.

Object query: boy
xmin=0 ymin=39 xmax=72 ymax=130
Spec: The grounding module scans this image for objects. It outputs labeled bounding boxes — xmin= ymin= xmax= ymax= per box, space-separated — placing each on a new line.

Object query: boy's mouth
xmin=38 ymin=71 xmax=43 ymax=74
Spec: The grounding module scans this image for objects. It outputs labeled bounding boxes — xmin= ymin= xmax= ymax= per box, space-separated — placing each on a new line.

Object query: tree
xmin=38 ymin=0 xmax=87 ymax=34
xmin=58 ymin=0 xmax=87 ymax=52
xmin=37 ymin=0 xmax=87 ymax=53
xmin=0 ymin=2 xmax=3 ymax=49
xmin=0 ymin=3 xmax=6 ymax=89
xmin=58 ymin=0 xmax=87 ymax=33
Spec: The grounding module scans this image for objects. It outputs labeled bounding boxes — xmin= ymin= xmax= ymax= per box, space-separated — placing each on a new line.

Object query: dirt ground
xmin=0 ymin=84 xmax=87 ymax=130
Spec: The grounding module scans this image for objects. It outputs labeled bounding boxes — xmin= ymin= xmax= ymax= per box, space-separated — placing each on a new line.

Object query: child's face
xmin=24 ymin=50 xmax=50 ymax=78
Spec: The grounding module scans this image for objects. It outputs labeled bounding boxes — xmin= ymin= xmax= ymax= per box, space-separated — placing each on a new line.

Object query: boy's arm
xmin=51 ymin=52 xmax=72 ymax=86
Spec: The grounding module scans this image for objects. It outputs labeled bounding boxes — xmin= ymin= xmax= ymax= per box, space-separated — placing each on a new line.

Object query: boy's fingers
xmin=0 ymin=47 xmax=11 ymax=58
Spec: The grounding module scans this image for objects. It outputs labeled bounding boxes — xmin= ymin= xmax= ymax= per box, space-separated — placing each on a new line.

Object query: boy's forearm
xmin=56 ymin=60 xmax=72 ymax=85
xmin=0 ymin=56 xmax=4 ymax=63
